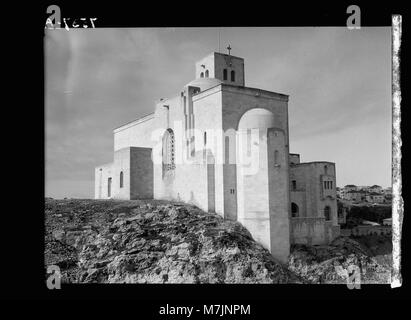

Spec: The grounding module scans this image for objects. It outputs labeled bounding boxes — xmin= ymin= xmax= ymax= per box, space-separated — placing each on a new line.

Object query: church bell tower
xmin=195 ymin=49 xmax=245 ymax=87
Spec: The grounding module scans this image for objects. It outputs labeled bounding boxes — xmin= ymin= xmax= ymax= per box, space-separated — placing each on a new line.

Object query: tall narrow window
xmin=324 ymin=206 xmax=331 ymax=221
xmin=225 ymin=136 xmax=230 ymax=164
xmin=107 ymin=177 xmax=112 ymax=197
xmin=223 ymin=69 xmax=228 ymax=80
xmin=120 ymin=171 xmax=123 ymax=188
xmin=204 ymin=131 xmax=207 ymax=146
xmin=330 ymin=181 xmax=333 ymax=189
xmin=292 ymin=180 xmax=297 ymax=190
xmin=246 ymin=129 xmax=251 ymax=156
xmin=231 ymin=70 xmax=235 ymax=81
xmin=324 ymin=181 xmax=327 ymax=189
xmin=274 ymin=150 xmax=280 ymax=166
xmin=162 ymin=129 xmax=175 ymax=178
xmin=200 ymin=72 xmax=204 ymax=78
xmin=324 ymin=165 xmax=328 ymax=175
xmin=205 ymin=70 xmax=209 ymax=78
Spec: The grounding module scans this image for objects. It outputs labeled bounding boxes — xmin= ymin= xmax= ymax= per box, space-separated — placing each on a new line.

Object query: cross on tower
xmin=227 ymin=45 xmax=232 ymax=55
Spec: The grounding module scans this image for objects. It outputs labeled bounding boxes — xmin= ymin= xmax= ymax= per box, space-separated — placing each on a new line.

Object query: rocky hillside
xmin=45 ymin=199 xmax=392 ymax=284
xmin=45 ymin=199 xmax=301 ymax=283
xmin=289 ymin=237 xmax=392 ymax=284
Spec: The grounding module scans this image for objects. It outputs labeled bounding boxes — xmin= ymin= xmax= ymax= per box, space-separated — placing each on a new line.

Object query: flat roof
xmin=290 ymin=161 xmax=335 ymax=166
xmin=198 ymin=52 xmax=244 ymax=61
xmin=113 ymin=112 xmax=155 ymax=132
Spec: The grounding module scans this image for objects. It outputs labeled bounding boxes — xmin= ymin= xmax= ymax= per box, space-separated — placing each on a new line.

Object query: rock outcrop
xmin=45 ymin=199 xmax=301 ymax=284
xmin=45 ymin=199 xmax=391 ymax=284
xmin=288 ymin=237 xmax=392 ymax=284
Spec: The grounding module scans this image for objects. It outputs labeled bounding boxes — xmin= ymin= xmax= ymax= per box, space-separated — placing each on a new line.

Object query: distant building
xmin=362 ymin=220 xmax=380 ymax=226
xmin=341 ymin=184 xmax=358 ymax=200
xmin=365 ymin=193 xmax=385 ymax=204
xmin=336 ymin=187 xmax=343 ymax=199
xmin=369 ymin=185 xmax=383 ymax=193
xmin=344 ymin=184 xmax=357 ymax=192
xmin=345 ymin=190 xmax=365 ymax=202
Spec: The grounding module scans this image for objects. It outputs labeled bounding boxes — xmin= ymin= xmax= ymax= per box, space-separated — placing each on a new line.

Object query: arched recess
xmin=236 ymin=107 xmax=290 ymax=260
xmin=291 ymin=202 xmax=299 ymax=217
xmin=238 ymin=108 xmax=275 ymax=131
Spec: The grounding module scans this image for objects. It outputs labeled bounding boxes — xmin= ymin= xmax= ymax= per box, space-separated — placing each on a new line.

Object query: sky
xmin=45 ymin=27 xmax=392 ymax=199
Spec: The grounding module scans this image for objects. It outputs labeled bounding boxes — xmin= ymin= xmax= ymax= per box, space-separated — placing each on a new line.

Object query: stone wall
xmin=341 ymin=225 xmax=392 ymax=237
xmin=94 ymin=162 xmax=114 ymax=199
xmin=290 ymin=217 xmax=326 ymax=245
xmin=130 ymin=147 xmax=153 ymax=199
xmin=114 ymin=114 xmax=155 ymax=151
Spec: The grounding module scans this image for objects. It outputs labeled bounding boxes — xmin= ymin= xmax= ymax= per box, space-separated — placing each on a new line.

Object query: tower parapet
xmin=195 ymin=52 xmax=245 ymax=87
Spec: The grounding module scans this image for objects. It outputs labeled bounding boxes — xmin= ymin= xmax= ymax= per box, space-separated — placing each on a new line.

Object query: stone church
xmin=95 ymin=51 xmax=340 ymax=262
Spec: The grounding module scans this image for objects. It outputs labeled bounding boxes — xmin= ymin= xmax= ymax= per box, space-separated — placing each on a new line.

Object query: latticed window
xmin=162 ymin=129 xmax=176 ymax=176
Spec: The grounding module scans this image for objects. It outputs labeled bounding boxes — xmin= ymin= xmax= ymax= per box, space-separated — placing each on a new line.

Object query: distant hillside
xmin=45 ymin=199 xmax=391 ymax=284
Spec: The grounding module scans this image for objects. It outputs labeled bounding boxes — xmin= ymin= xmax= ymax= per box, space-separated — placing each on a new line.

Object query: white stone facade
xmin=95 ymin=52 xmax=340 ymax=262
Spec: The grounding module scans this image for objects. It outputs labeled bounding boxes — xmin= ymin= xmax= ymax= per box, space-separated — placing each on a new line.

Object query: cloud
xmin=45 ymin=27 xmax=391 ymax=198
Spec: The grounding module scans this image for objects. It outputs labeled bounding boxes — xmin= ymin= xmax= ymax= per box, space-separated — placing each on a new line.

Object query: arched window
xmin=231 ymin=70 xmax=235 ymax=81
xmin=204 ymin=131 xmax=207 ymax=146
xmin=223 ymin=69 xmax=228 ymax=80
xmin=291 ymin=202 xmax=299 ymax=217
xmin=200 ymin=72 xmax=204 ymax=78
xmin=107 ymin=177 xmax=112 ymax=197
xmin=205 ymin=70 xmax=209 ymax=78
xmin=274 ymin=150 xmax=280 ymax=166
xmin=324 ymin=206 xmax=331 ymax=221
xmin=119 ymin=171 xmax=123 ymax=188
xmin=162 ymin=129 xmax=175 ymax=178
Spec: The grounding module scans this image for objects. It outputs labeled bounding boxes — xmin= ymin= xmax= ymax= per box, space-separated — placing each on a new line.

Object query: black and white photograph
xmin=3 ymin=2 xmax=408 ymax=305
